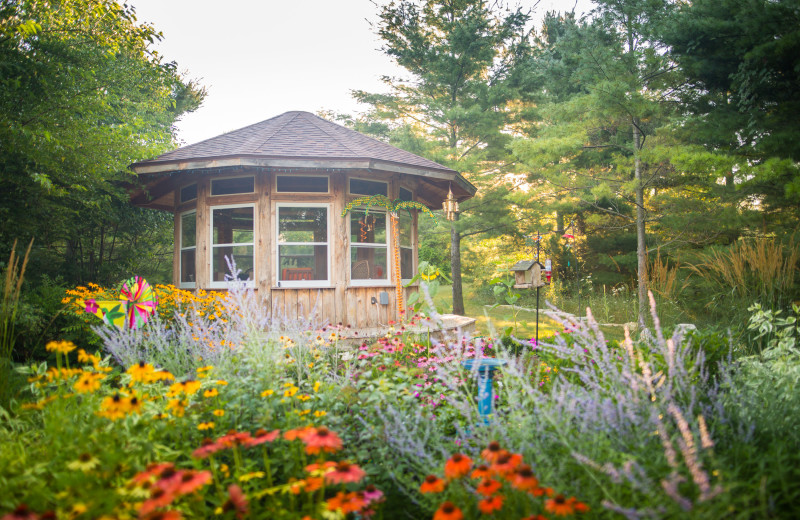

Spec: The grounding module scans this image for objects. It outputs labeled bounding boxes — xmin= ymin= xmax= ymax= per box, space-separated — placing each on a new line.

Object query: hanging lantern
xmin=360 ymin=214 xmax=376 ymax=232
xmin=443 ymin=186 xmax=459 ymax=221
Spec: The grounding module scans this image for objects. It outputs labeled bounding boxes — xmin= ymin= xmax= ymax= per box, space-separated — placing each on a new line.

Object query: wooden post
xmin=195 ymin=178 xmax=210 ymax=289
xmin=172 ymin=203 xmax=180 ymax=286
xmin=331 ymin=172 xmax=347 ymax=325
xmin=257 ymin=170 xmax=271 ymax=298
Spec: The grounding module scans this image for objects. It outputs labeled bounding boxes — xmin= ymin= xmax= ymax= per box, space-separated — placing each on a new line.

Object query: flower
xmin=260 ymin=389 xmax=274 ymax=397
xmin=198 ymin=422 xmax=215 ymax=431
xmin=192 ymin=439 xmax=223 ymax=459
xmin=300 ymin=426 xmax=342 ymax=455
xmin=46 ymin=340 xmax=76 ymax=354
xmin=471 ymin=465 xmax=492 ymax=480
xmin=544 ymin=494 xmax=575 ymax=516
xmin=326 ymin=491 xmax=366 ymax=514
xmin=127 ymin=361 xmax=155 ymax=383
xmin=140 ymin=511 xmax=183 ymax=520
xmin=74 ymin=372 xmax=104 ymax=393
xmin=420 ymin=475 xmax=446 ymax=494
xmin=159 ymin=470 xmax=212 ymax=495
xmin=247 ymin=429 xmax=280 ymax=447
xmin=212 ymin=409 xmax=225 ymax=417
xmin=67 ymin=453 xmax=100 ymax=472
xmin=165 ymin=399 xmax=187 ymax=417
xmin=510 ymin=464 xmax=539 ymax=492
xmin=325 ymin=461 xmax=366 ymax=485
xmin=478 ymin=494 xmax=504 ymax=514
xmin=98 ymin=394 xmax=127 ymax=421
xmin=481 ymin=441 xmax=503 ymax=463
xmin=444 ymin=453 xmax=472 ymax=479
xmin=313 ymin=410 xmax=327 ymax=418
xmin=221 ymin=485 xmax=248 ymax=519
xmin=475 ymin=479 xmax=502 ymax=497
xmin=203 ymin=388 xmax=219 ymax=398
xmin=433 ymin=501 xmax=463 ymax=520
xmin=139 ymin=487 xmax=176 ymax=515
xmin=489 ymin=451 xmax=522 ymax=477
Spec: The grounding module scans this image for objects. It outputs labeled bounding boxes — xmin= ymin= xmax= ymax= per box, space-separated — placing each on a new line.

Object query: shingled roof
xmin=133 ymin=111 xmax=460 ymax=177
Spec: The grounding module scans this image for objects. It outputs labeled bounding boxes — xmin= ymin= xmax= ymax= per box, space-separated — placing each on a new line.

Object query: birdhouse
xmin=510 ymin=260 xmax=545 ymax=289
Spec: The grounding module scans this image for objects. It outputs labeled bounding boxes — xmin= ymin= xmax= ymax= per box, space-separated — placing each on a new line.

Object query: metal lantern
xmin=443 ymin=186 xmax=459 ymax=221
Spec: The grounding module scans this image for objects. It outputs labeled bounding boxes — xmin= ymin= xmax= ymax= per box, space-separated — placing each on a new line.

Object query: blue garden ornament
xmin=462 ymin=358 xmax=507 ymax=424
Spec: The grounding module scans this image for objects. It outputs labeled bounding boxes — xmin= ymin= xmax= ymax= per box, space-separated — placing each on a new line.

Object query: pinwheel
xmin=83 ymin=276 xmax=158 ymax=329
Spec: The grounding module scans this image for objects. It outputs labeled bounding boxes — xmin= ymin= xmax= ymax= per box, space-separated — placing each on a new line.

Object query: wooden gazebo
xmin=130 ymin=111 xmax=475 ymax=329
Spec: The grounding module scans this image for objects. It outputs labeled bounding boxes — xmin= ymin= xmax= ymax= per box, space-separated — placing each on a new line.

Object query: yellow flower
xmin=183 ymin=380 xmax=202 ymax=394
xmin=166 ymin=398 xmax=187 ymax=417
xmin=313 ymin=410 xmax=327 ymax=418
xmin=74 ymin=372 xmax=104 ymax=393
xmin=126 ymin=395 xmax=144 ymax=414
xmin=215 ymin=380 xmax=228 ymax=386
xmin=296 ymin=410 xmax=310 ymax=416
xmin=98 ymin=394 xmax=127 ymax=421
xmin=126 ymin=361 xmax=155 ymax=383
xmin=261 ymin=389 xmax=274 ymax=397
xmin=313 ymin=381 xmax=321 ymax=393
xmin=203 ymin=388 xmax=219 ymax=398
xmin=197 ymin=365 xmax=214 ymax=373
xmin=220 ymin=463 xmax=230 ymax=477
xmin=46 ymin=340 xmax=77 ymax=354
xmin=67 ymin=453 xmax=100 ymax=472
xmin=296 ymin=394 xmax=311 ymax=402
xmin=238 ymin=471 xmax=265 ymax=482
xmin=283 ymin=386 xmax=298 ymax=397
xmin=70 ymin=503 xmax=88 ymax=517
xmin=212 ymin=409 xmax=225 ymax=417
xmin=198 ymin=422 xmax=215 ymax=430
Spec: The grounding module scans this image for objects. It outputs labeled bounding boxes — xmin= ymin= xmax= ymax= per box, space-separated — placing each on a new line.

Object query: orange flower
xmin=304 ymin=476 xmax=325 ymax=492
xmin=139 ymin=487 xmax=176 ymax=515
xmin=478 ymin=494 xmax=504 ymax=514
xmin=284 ymin=426 xmax=313 ymax=441
xmin=471 ymin=464 xmax=492 ymax=480
xmin=419 ymin=474 xmax=446 ymax=494
xmin=544 ymin=494 xmax=575 ymax=516
xmin=325 ymin=461 xmax=366 ymax=485
xmin=246 ymin=429 xmax=280 ymax=447
xmin=222 ymin=484 xmax=248 ymax=519
xmin=531 ymin=486 xmax=554 ymax=497
xmin=301 ymin=426 xmax=343 ymax=455
xmin=433 ymin=501 xmax=463 ymax=520
xmin=489 ymin=451 xmax=522 ymax=477
xmin=475 ymin=479 xmax=502 ymax=497
xmin=444 ymin=453 xmax=472 ymax=479
xmin=326 ymin=491 xmax=367 ymax=514
xmin=520 ymin=516 xmax=548 ymax=520
xmin=140 ymin=511 xmax=183 ymax=520
xmin=567 ymin=497 xmax=589 ymax=513
xmin=481 ymin=441 xmax=503 ymax=463
xmin=510 ymin=464 xmax=539 ymax=492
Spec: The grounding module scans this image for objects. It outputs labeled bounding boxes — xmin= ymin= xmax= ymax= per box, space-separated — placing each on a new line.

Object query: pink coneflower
xmin=222 ymin=485 xmax=248 ymax=519
xmin=192 ymin=438 xmax=224 ymax=459
xmin=132 ymin=462 xmax=175 ymax=484
xmin=171 ymin=470 xmax=212 ymax=495
xmin=217 ymin=430 xmax=253 ymax=448
xmin=301 ymin=426 xmax=343 ymax=455
xmin=246 ymin=428 xmax=280 ymax=447
xmin=325 ymin=461 xmax=366 ymax=484
xmin=139 ymin=487 xmax=176 ymax=515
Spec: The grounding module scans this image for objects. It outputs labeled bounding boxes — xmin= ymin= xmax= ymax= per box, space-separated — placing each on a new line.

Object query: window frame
xmin=179 ymin=183 xmax=198 ymax=203
xmin=274 ymin=174 xmax=330 ymax=194
xmin=348 ymin=177 xmax=389 ymax=197
xmin=210 ymin=175 xmax=256 ymax=197
xmin=208 ymin=203 xmax=256 ymax=289
xmin=179 ymin=209 xmax=197 ymax=289
xmin=348 ymin=207 xmax=391 ymax=287
xmin=275 ymin=202 xmax=332 ymax=288
xmin=398 ymin=209 xmax=415 ymax=284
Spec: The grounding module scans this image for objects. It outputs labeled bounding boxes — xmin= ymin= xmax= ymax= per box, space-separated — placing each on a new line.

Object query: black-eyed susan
xmin=126 ymin=395 xmax=144 ymax=414
xmin=198 ymin=422 xmax=215 ymax=431
xmin=260 ymin=389 xmax=274 ymax=397
xmin=203 ymin=388 xmax=219 ymax=398
xmin=127 ymin=361 xmax=155 ymax=383
xmin=74 ymin=372 xmax=104 ymax=393
xmin=313 ymin=410 xmax=327 ymax=418
xmin=212 ymin=409 xmax=225 ymax=417
xmin=98 ymin=394 xmax=127 ymax=421
xmin=67 ymin=453 xmax=100 ymax=472
xmin=46 ymin=340 xmax=76 ymax=355
xmin=166 ymin=398 xmax=187 ymax=417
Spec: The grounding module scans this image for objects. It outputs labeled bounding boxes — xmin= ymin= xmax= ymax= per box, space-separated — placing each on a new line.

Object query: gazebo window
xmin=277 ymin=204 xmax=329 ymax=285
xmin=211 ymin=176 xmax=255 ymax=196
xmin=399 ymin=211 xmax=414 ymax=281
xmin=180 ymin=210 xmax=196 ymax=287
xmin=210 ymin=205 xmax=255 ymax=285
xmin=276 ymin=175 xmax=328 ymax=193
xmin=349 ymin=209 xmax=388 ymax=283
xmin=399 ymin=187 xmax=413 ymax=202
xmin=349 ymin=178 xmax=388 ymax=197
xmin=180 ymin=183 xmax=197 ymax=203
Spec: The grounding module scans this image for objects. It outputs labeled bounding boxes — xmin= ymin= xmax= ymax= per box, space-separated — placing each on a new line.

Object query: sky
xmin=130 ymin=0 xmax=592 ymax=146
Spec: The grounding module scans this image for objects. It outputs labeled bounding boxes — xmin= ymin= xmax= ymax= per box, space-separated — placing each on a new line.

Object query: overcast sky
xmin=130 ymin=0 xmax=592 ymax=146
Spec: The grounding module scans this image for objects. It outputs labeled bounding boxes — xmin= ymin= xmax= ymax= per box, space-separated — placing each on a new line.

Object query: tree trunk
xmin=634 ymin=121 xmax=647 ymax=327
xmin=450 ymin=217 xmax=465 ymax=315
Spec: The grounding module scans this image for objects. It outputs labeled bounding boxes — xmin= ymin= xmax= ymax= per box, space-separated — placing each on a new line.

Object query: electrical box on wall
xmin=379 ymin=291 xmax=389 ymax=305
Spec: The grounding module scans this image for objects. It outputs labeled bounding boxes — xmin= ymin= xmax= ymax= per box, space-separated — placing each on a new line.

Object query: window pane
xmin=279 ymin=245 xmax=328 ymax=281
xmin=350 ymin=210 xmax=386 ymax=244
xmin=213 ymin=207 xmax=254 ymax=245
xmin=399 ymin=187 xmax=413 ymax=201
xmin=350 ymin=178 xmax=387 ymax=196
xmin=180 ymin=184 xmax=197 ymax=203
xmin=351 ymin=247 xmax=388 ymax=280
xmin=278 ymin=207 xmax=327 ymax=243
xmin=401 ymin=247 xmax=413 ymax=280
xmin=180 ymin=249 xmax=196 ymax=284
xmin=211 ymin=176 xmax=254 ymax=196
xmin=398 ymin=213 xmax=412 ymax=247
xmin=181 ymin=212 xmax=196 ymax=248
xmin=276 ymin=176 xmax=328 ymax=193
xmin=212 ymin=245 xmax=254 ymax=282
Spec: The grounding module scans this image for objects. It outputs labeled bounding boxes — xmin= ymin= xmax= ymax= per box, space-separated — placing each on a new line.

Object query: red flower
xmin=301 ymin=426 xmax=343 ymax=455
xmin=325 ymin=461 xmax=366 ymax=484
xmin=283 ymin=426 xmax=313 ymax=441
xmin=1 ymin=504 xmax=40 ymax=520
xmin=433 ymin=502 xmax=463 ymax=520
xmin=139 ymin=487 xmax=176 ymax=516
xmin=169 ymin=470 xmax=212 ymax=495
xmin=246 ymin=428 xmax=280 ymax=447
xmin=419 ymin=475 xmax=446 ymax=494
xmin=481 ymin=441 xmax=503 ymax=463
xmin=470 ymin=464 xmax=492 ymax=480
xmin=510 ymin=464 xmax=539 ymax=491
xmin=475 ymin=479 xmax=503 ymax=497
xmin=489 ymin=451 xmax=522 ymax=477
xmin=222 ymin=484 xmax=248 ymax=519
xmin=217 ymin=430 xmax=253 ymax=448
xmin=192 ymin=438 xmax=224 ymax=459
xmin=444 ymin=453 xmax=472 ymax=479
xmin=132 ymin=462 xmax=175 ymax=484
xmin=478 ymin=494 xmax=504 ymax=514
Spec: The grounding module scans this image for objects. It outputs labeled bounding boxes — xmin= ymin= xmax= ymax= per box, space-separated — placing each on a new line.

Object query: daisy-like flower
xmin=221 ymin=485 xmax=248 ymax=519
xmin=489 ymin=452 xmax=522 ymax=477
xmin=67 ymin=453 xmax=100 ymax=472
xmin=544 ymin=494 xmax=575 ymax=516
xmin=198 ymin=422 xmax=215 ymax=431
xmin=183 ymin=380 xmax=202 ymax=395
xmin=127 ymin=361 xmax=155 ymax=383
xmin=139 ymin=487 xmax=176 ymax=515
xmin=444 ymin=453 xmax=472 ymax=479
xmin=325 ymin=461 xmax=366 ymax=485
xmin=98 ymin=394 xmax=127 ymax=421
xmin=1 ymin=504 xmax=42 ymax=520
xmin=46 ymin=340 xmax=76 ymax=354
xmin=212 ymin=409 xmax=225 ymax=417
xmin=192 ymin=439 xmax=223 ymax=459
xmin=74 ymin=372 xmax=104 ymax=393
xmin=510 ymin=464 xmax=539 ymax=492
xmin=326 ymin=491 xmax=366 ymax=515
xmin=471 ymin=465 xmax=492 ymax=480
xmin=203 ymin=388 xmax=219 ymax=398
xmin=304 ymin=476 xmax=324 ymax=493
xmin=296 ymin=394 xmax=311 ymax=401
xmin=260 ymin=389 xmax=274 ymax=397
xmin=283 ymin=426 xmax=312 ymax=441
xmin=165 ymin=399 xmax=187 ymax=417
xmin=158 ymin=470 xmax=212 ymax=496
xmin=313 ymin=410 xmax=327 ymax=418
xmin=283 ymin=386 xmax=299 ymax=397
xmin=140 ymin=511 xmax=183 ymax=520
xmin=475 ymin=479 xmax=503 ymax=497
xmin=126 ymin=395 xmax=144 ymax=414
xmin=246 ymin=429 xmax=280 ymax=447
xmin=481 ymin=441 xmax=503 ymax=463
xmin=433 ymin=501 xmax=463 ymax=520
xmin=419 ymin=475 xmax=446 ymax=494
xmin=300 ymin=426 xmax=343 ymax=455
xmin=215 ymin=380 xmax=228 ymax=386
xmin=478 ymin=494 xmax=504 ymax=514
xmin=132 ymin=462 xmax=175 ymax=485
xmin=217 ymin=430 xmax=253 ymax=448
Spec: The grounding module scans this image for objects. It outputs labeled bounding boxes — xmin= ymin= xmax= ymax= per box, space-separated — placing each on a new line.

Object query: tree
xmin=0 ymin=0 xmax=204 ymax=285
xmin=354 ymin=0 xmax=534 ymax=315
